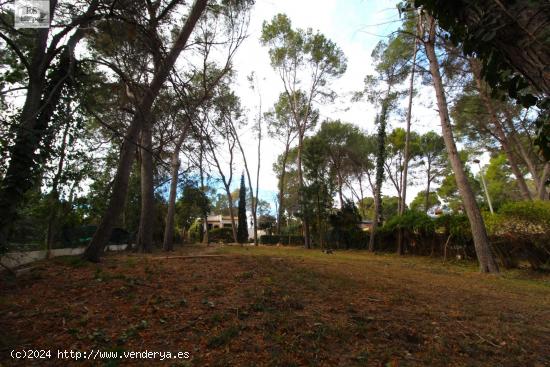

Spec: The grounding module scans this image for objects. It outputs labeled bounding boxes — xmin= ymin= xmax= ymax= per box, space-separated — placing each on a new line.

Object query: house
xmin=358 ymin=220 xmax=374 ymax=232
xmin=206 ymin=214 xmax=266 ymax=239
xmin=206 ymin=214 xmax=235 ymax=230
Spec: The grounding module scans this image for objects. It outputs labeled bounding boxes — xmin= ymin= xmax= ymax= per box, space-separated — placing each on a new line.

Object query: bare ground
xmin=1 ymin=244 xmax=548 ymax=366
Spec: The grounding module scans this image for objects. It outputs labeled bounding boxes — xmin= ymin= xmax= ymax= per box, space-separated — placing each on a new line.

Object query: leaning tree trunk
xmin=83 ymin=0 xmax=208 ymax=262
xmin=424 ymin=15 xmax=498 ymax=273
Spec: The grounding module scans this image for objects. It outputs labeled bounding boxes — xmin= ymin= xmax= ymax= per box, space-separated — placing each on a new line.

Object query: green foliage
xmin=407 ymin=0 xmax=550 ymax=158
xmin=410 ymin=191 xmax=440 ymax=212
xmin=328 ymin=201 xmax=367 ymax=249
xmin=437 ymin=150 xmax=481 ymax=212
xmin=483 ymin=153 xmax=521 ymax=210
xmin=359 ymin=196 xmax=400 ymax=222
xmin=258 ymin=214 xmax=276 ymax=231
xmin=259 ymin=235 xmax=305 ymax=246
xmin=261 ymin=14 xmax=347 ymax=81
xmin=434 ymin=214 xmax=472 ymax=243
xmin=189 ymin=219 xmax=204 ymax=243
xmin=484 ymin=201 xmax=550 ymax=269
xmin=237 ymin=174 xmax=248 ymax=243
xmin=176 ymin=182 xmax=211 ymax=233
xmin=209 ymin=228 xmax=234 ymax=243
xmin=382 ymin=210 xmax=435 ymax=236
xmin=485 ymin=201 xmax=550 ymax=237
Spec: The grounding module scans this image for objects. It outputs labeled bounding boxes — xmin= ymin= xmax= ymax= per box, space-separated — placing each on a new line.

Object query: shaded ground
xmin=1 ymin=245 xmax=549 ymax=366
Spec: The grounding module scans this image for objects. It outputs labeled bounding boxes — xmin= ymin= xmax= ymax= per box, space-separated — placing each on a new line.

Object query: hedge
xmin=260 ymin=235 xmax=304 ymax=246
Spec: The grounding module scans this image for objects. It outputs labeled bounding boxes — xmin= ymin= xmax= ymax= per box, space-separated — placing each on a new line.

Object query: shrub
xmin=434 ymin=214 xmax=472 ymax=242
xmin=209 ymin=227 xmax=234 ymax=243
xmin=383 ymin=210 xmax=435 ymax=235
xmin=380 ymin=210 xmax=435 ymax=254
xmin=485 ymin=201 xmax=550 ymax=269
xmin=260 ymin=235 xmax=304 ymax=246
xmin=189 ymin=219 xmax=203 ymax=243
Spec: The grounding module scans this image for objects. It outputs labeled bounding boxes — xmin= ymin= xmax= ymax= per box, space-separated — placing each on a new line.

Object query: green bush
xmin=209 ymin=227 xmax=234 ymax=243
xmin=189 ymin=219 xmax=203 ymax=243
xmin=259 ymin=235 xmax=304 ymax=246
xmin=434 ymin=214 xmax=472 ymax=242
xmin=383 ymin=210 xmax=435 ymax=235
xmin=485 ymin=201 xmax=550 ymax=269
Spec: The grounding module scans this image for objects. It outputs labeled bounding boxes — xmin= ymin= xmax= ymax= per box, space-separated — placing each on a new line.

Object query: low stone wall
xmin=0 ymin=244 xmax=128 ymax=269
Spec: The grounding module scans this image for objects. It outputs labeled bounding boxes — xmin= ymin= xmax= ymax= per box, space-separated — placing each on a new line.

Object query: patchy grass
xmin=0 ymin=244 xmax=549 ymax=366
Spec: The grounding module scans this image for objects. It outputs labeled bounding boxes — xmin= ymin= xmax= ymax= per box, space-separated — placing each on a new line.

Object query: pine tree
xmin=237 ymin=174 xmax=248 ymax=243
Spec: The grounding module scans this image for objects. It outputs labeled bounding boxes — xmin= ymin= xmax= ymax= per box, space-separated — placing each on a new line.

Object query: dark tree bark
xmin=0 ymin=1 xmax=99 ymax=251
xmin=137 ymin=121 xmax=154 ymax=252
xmin=424 ymin=15 xmax=498 ymax=273
xmin=83 ymin=0 xmax=208 ymax=262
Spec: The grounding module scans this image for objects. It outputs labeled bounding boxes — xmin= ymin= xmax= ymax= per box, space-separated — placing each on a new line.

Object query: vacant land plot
xmin=1 ymin=245 xmax=549 ymax=366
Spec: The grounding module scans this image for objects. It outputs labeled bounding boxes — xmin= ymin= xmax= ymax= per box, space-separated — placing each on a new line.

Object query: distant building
xmin=206 ymin=214 xmax=235 ymax=230
xmin=205 ymin=214 xmax=266 ymax=239
xmin=358 ymin=220 xmax=373 ymax=232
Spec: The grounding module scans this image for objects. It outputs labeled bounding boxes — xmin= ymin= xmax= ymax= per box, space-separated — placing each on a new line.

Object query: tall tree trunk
xmin=137 ymin=122 xmax=154 ymax=252
xmin=469 ymin=58 xmax=532 ymax=200
xmin=198 ymin=148 xmax=210 ymax=245
xmin=424 ymin=162 xmax=432 ymax=213
xmin=424 ymin=15 xmax=498 ymax=273
xmin=538 ymin=163 xmax=550 ymax=200
xmin=297 ymin=132 xmax=311 ymax=248
xmin=368 ymin=102 xmax=389 ymax=252
xmin=337 ymin=172 xmax=345 ymax=209
xmin=45 ymin=118 xmax=71 ymax=257
xmin=83 ymin=0 xmax=208 ymax=261
xmin=233 ymin=124 xmax=258 ymax=245
xmin=224 ymin=187 xmax=238 ymax=242
xmin=163 ymin=150 xmax=180 ymax=251
xmin=254 ymin=96 xmax=262 ymax=245
xmin=163 ymin=122 xmax=190 ymax=251
xmin=276 ymin=144 xmax=290 ymax=235
xmin=400 ymin=23 xmax=418 ymax=215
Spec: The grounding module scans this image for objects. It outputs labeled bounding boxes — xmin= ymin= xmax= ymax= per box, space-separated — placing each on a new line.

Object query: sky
xmin=219 ymin=0 xmax=449 ymax=212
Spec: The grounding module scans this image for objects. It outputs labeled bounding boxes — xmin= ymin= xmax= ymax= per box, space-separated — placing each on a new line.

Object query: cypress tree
xmin=237 ymin=174 xmax=248 ymax=243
